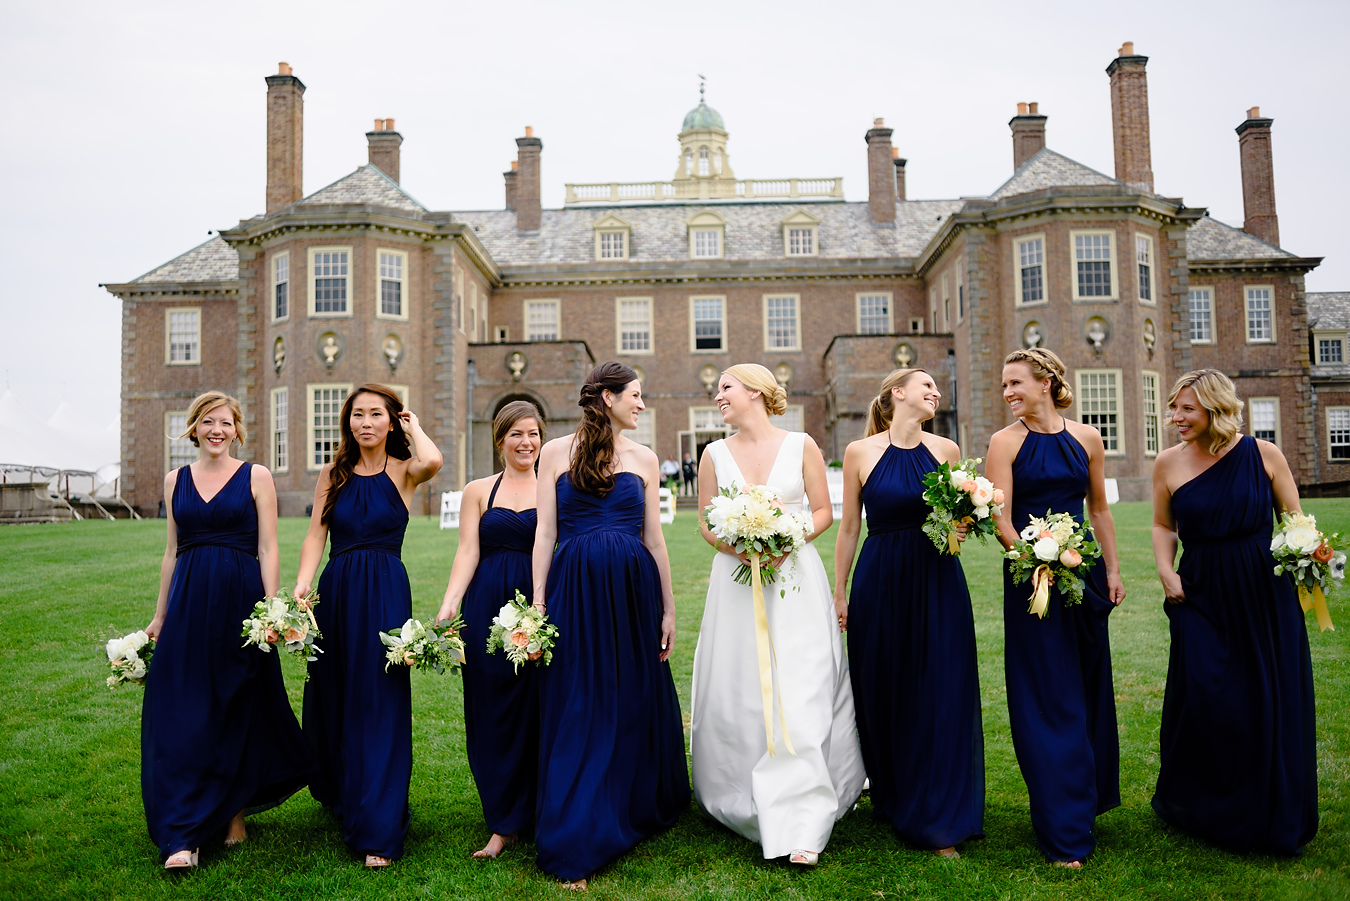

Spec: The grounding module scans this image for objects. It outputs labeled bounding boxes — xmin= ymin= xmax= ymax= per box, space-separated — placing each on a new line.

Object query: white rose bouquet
xmin=1005 ymin=510 xmax=1102 ymax=618
xmin=486 ymin=589 xmax=559 ymax=673
xmin=242 ymin=588 xmax=323 ymax=671
xmin=379 ymin=617 xmax=466 ymax=675
xmin=105 ymin=630 xmax=154 ymax=689
xmin=1271 ymin=510 xmax=1340 ymax=631
xmin=920 ymin=456 xmax=1004 ymax=554
xmin=702 ymin=482 xmax=812 ymax=587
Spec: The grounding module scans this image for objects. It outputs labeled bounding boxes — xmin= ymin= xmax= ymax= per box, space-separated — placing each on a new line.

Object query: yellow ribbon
xmin=750 ymin=552 xmax=796 ymax=757
xmin=947 ymin=530 xmax=962 ymax=555
xmin=1028 ymin=564 xmax=1053 ymax=619
xmin=1297 ymin=584 xmax=1335 ymax=632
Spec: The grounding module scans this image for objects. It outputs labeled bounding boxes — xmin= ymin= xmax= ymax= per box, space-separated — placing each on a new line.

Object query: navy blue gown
xmin=303 ymin=470 xmax=413 ymax=859
xmin=1152 ymin=436 xmax=1318 ymax=853
xmin=142 ymin=463 xmax=313 ymax=859
xmin=848 ymin=442 xmax=984 ymax=849
xmin=535 ymin=473 xmax=690 ymax=881
xmin=1003 ymin=426 xmax=1119 ymax=862
xmin=461 ymin=475 xmax=539 ymax=837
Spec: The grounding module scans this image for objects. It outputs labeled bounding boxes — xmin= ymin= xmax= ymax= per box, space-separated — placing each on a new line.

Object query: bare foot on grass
xmin=472 ymin=831 xmax=517 ymax=858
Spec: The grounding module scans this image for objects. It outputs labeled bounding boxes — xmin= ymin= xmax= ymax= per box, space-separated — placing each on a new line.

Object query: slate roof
xmin=1308 ymin=292 xmax=1350 ymax=330
xmin=133 ymin=235 xmax=239 ymax=283
xmin=988 ymin=148 xmax=1122 ymax=201
xmin=1186 ymin=214 xmax=1292 ymax=260
xmin=297 ymin=165 xmax=428 ymax=213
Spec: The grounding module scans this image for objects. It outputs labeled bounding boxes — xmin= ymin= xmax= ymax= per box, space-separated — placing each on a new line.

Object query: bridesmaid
xmin=142 ymin=391 xmax=313 ymax=869
xmin=295 ymin=384 xmax=443 ymax=867
xmin=834 ymin=368 xmax=984 ymax=859
xmin=532 ymin=362 xmax=689 ymax=890
xmin=984 ymin=348 xmax=1124 ymax=867
xmin=1150 ymin=370 xmax=1317 ymax=853
xmin=436 ymin=401 xmax=545 ymax=858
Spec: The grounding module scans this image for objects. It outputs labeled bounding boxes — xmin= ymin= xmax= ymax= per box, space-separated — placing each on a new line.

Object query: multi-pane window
xmin=698 ymin=146 xmax=710 ymax=176
xmin=633 ymin=409 xmax=655 ymax=448
xmin=1074 ymin=233 xmax=1113 ymax=298
xmin=525 ymin=300 xmax=559 ymax=341
xmin=1246 ymin=286 xmax=1274 ymax=342
xmin=857 ymin=293 xmax=891 ymax=335
xmin=1077 ymin=370 xmax=1120 ymax=453
xmin=598 ymin=231 xmax=627 ymax=260
xmin=273 ymin=252 xmax=289 ymax=320
xmin=1250 ymin=399 xmax=1279 ymax=444
xmin=166 ymin=308 xmax=200 ymax=364
xmin=764 ymin=295 xmax=799 ymax=351
xmin=691 ymin=296 xmax=725 ymax=351
xmin=1188 ymin=287 xmax=1213 ymax=342
xmin=617 ymin=298 xmax=652 ymax=354
xmin=310 ymin=385 xmax=349 ymax=468
xmin=787 ymin=228 xmax=815 ymax=256
xmin=1136 ymin=235 xmax=1153 ymax=303
xmin=271 ymin=388 xmax=289 ymax=472
xmin=1142 ymin=370 xmax=1160 ymax=456
xmin=379 ymin=251 xmax=404 ymax=317
xmin=692 ymin=228 xmax=721 ymax=259
xmin=770 ymin=405 xmax=804 ymax=433
xmin=1017 ymin=237 xmax=1044 ymax=304
xmin=166 ymin=412 xmax=195 ymax=470
xmin=311 ymin=249 xmax=349 ymax=314
xmin=1319 ymin=337 xmax=1345 ymax=364
xmin=1329 ymin=408 xmax=1350 ymax=459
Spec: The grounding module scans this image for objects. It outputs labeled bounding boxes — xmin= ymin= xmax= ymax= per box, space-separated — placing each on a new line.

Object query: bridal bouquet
xmin=1271 ymin=511 xmax=1341 ymax=631
xmin=379 ymin=617 xmax=466 ymax=675
xmin=486 ymin=589 xmax=559 ymax=672
xmin=1006 ymin=511 xmax=1101 ymax=618
xmin=105 ymin=630 xmax=154 ymax=688
xmin=920 ymin=457 xmax=1003 ymax=554
xmin=242 ymin=588 xmax=322 ymax=667
xmin=702 ymin=483 xmax=812 ymax=587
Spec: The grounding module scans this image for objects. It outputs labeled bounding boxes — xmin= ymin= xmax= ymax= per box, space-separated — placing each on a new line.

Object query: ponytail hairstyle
xmin=721 ymin=363 xmax=787 ymax=417
xmin=1167 ymin=369 xmax=1244 ymax=455
xmin=1003 ymin=347 xmax=1073 ymax=409
xmin=570 ymin=361 xmax=639 ymax=497
xmin=321 ymin=383 xmax=411 ymax=524
xmin=865 ymin=369 xmax=926 ymax=437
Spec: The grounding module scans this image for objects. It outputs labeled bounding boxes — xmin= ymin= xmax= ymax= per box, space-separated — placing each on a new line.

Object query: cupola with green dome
xmin=674 ymin=78 xmax=734 ymax=182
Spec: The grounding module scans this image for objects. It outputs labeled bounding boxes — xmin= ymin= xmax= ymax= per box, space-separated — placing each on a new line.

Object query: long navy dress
xmin=1152 ymin=436 xmax=1318 ymax=853
xmin=1003 ymin=426 xmax=1119 ymax=862
xmin=535 ymin=473 xmax=690 ymax=881
xmin=849 ymin=442 xmax=984 ymax=849
xmin=303 ymin=470 xmax=413 ymax=859
xmin=142 ymin=463 xmax=313 ymax=859
xmin=461 ymin=474 xmax=539 ymax=837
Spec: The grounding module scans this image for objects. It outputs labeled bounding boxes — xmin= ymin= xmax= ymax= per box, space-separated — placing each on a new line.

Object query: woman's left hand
xmin=399 ymin=410 xmax=421 ymax=432
xmin=955 ymin=519 xmax=971 ymax=541
xmin=1107 ymin=570 xmax=1126 ymax=605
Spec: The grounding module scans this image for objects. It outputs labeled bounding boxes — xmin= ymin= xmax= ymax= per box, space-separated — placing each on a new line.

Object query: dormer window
xmin=687 ymin=211 xmax=726 ymax=260
xmin=593 ymin=213 xmax=632 ymax=261
xmin=780 ymin=210 xmax=821 ymax=258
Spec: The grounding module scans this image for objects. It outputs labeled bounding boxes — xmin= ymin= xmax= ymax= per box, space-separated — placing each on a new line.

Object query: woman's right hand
xmin=145 ymin=614 xmax=164 ymax=641
xmin=294 ymin=581 xmax=311 ymax=599
xmin=833 ymin=592 xmax=848 ymax=632
xmin=1160 ymin=570 xmax=1186 ymax=605
xmin=436 ymin=600 xmax=459 ymax=624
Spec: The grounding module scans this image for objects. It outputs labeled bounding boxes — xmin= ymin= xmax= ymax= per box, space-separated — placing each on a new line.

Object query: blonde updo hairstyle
xmin=178 ymin=391 xmax=246 ymax=447
xmin=865 ymin=368 xmax=927 ymax=437
xmin=722 ymin=363 xmax=787 ymax=416
xmin=1167 ymin=369 xmax=1243 ymax=455
xmin=1003 ymin=348 xmax=1073 ymax=409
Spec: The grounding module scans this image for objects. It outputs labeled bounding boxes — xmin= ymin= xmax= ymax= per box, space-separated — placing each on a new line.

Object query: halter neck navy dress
xmin=848 ymin=442 xmax=984 ymax=850
xmin=303 ymin=469 xmax=413 ymax=860
xmin=535 ymin=473 xmax=690 ymax=881
xmin=461 ymin=474 xmax=540 ymax=837
xmin=1152 ymin=436 xmax=1317 ymax=853
xmin=1003 ymin=425 xmax=1119 ymax=862
xmin=142 ymin=463 xmax=313 ymax=859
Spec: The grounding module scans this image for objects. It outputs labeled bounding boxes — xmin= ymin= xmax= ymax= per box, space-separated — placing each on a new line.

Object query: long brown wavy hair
xmin=569 ymin=362 xmax=638 ymax=497
xmin=321 ymin=384 xmax=411 ymax=524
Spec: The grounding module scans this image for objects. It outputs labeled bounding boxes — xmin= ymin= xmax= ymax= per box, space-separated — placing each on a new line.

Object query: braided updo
xmin=1003 ymin=348 xmax=1073 ymax=409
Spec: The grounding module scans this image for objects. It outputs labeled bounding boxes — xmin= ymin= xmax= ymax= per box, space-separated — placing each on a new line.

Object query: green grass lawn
xmin=1 ymin=501 xmax=1347 ymax=900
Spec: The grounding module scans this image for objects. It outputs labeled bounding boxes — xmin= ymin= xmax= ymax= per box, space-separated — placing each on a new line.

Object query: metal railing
xmin=564 ymin=177 xmax=844 ymax=204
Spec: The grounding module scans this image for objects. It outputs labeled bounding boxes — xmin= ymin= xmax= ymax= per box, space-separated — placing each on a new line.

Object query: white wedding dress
xmin=690 ymin=432 xmax=866 ymax=858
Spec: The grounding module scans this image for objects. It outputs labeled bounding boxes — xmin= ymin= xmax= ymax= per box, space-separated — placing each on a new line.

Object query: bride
xmin=690 ymin=363 xmax=866 ymax=866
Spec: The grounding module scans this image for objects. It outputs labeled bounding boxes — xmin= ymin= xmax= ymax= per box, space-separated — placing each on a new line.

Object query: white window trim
xmin=375 ymin=248 xmax=409 ymax=322
xmin=524 ymin=299 xmax=561 ymax=342
xmin=494 ymin=325 xmax=509 ymax=343
xmin=1135 ymin=233 xmax=1157 ymax=306
xmin=941 ymin=273 xmax=952 ymax=332
xmin=595 ymin=228 xmax=630 ymax=261
xmin=956 ymin=263 xmax=966 ymax=324
xmin=164 ymin=306 xmax=201 ymax=366
xmin=1244 ymin=284 xmax=1277 ymax=344
xmin=1013 ymin=232 xmax=1047 ymax=308
xmin=1327 ymin=406 xmax=1350 ymax=462
xmin=308 ymin=245 xmax=353 ymax=318
xmin=769 ymin=404 xmax=805 ymax=433
xmin=164 ymin=410 xmax=194 ymax=472
xmin=614 ymin=296 xmax=654 ymax=356
xmin=1075 ymin=367 xmax=1125 ymax=456
xmin=271 ymin=250 xmax=290 ymax=323
xmin=783 ymin=225 xmax=818 ymax=258
xmin=689 ymin=406 xmax=729 ymax=432
xmin=455 ymin=264 xmax=466 ymax=333
xmin=1249 ymin=396 xmax=1281 ymax=447
xmin=387 ymin=384 xmax=410 ymax=407
xmin=762 ymin=293 xmax=802 ymax=353
xmin=690 ymin=226 xmax=724 ymax=260
xmin=929 ymin=288 xmax=938 ymax=333
xmin=307 ymin=382 xmax=353 ymax=472
xmin=1141 ymin=369 xmax=1160 ymax=458
xmin=1316 ymin=331 xmax=1348 ymax=365
xmin=689 ymin=294 xmax=727 ymax=354
xmin=1070 ymin=229 xmax=1120 ymax=302
xmin=633 ymin=408 xmax=655 ymax=449
xmin=855 ymin=291 xmax=893 ymax=335
xmin=270 ymin=386 xmax=289 ymax=473
xmin=1188 ymin=286 xmax=1214 ymax=345
xmin=909 ymin=317 xmax=924 ymax=334
xmin=468 ymin=282 xmax=478 ymax=343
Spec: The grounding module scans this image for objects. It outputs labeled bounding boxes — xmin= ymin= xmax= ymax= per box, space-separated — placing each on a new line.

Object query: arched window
xmin=698 ymin=146 xmax=710 ymax=176
xmin=685 ymin=151 xmax=694 ymax=176
xmin=713 ymin=150 xmax=722 ymax=175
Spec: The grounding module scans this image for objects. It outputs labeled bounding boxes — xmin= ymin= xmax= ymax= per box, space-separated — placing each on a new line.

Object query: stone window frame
xmin=270 ymin=386 xmax=289 ymax=474
xmin=941 ymin=273 xmax=952 ymax=332
xmin=1244 ymin=285 xmax=1276 ymax=343
xmin=1327 ymin=407 xmax=1350 ymax=460
xmin=615 ymin=296 xmax=654 ymax=356
xmin=493 ymin=325 xmax=509 ymax=343
xmin=687 ymin=211 xmax=726 ymax=261
xmin=593 ymin=213 xmax=632 ymax=262
xmin=307 ymin=382 xmax=353 ymax=471
xmin=1141 ymin=369 xmax=1160 ymax=457
xmin=855 ymin=291 xmax=893 ymax=335
xmin=164 ymin=410 xmax=195 ymax=472
xmin=272 ymin=250 xmax=290 ymax=323
xmin=1316 ymin=331 xmax=1347 ymax=365
xmin=1070 ymin=229 xmax=1119 ymax=302
xmin=308 ymin=245 xmax=353 ymax=318
xmin=1188 ymin=286 xmax=1214 ymax=344
xmin=455 ymin=262 xmax=466 ymax=333
xmin=1248 ymin=396 xmax=1281 ymax=446
xmin=929 ymin=287 xmax=938 ymax=333
xmin=1075 ymin=367 xmax=1125 ymax=456
xmin=1135 ymin=233 xmax=1157 ymax=306
xmin=164 ymin=307 xmax=201 ymax=366
xmin=376 ymin=248 xmax=409 ymax=322
xmin=780 ymin=210 xmax=821 ymax=258
xmin=468 ymin=282 xmax=479 ymax=343
xmin=524 ymin=299 xmax=560 ymax=342
xmin=1013 ymin=233 xmax=1047 ymax=307
xmin=689 ymin=295 xmax=727 ymax=353
xmin=956 ymin=260 xmax=966 ymax=324
xmin=762 ymin=293 xmax=801 ymax=353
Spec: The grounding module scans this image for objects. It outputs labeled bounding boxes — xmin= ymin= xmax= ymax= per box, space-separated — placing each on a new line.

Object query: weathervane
xmin=698 ymin=74 xmax=706 ymax=103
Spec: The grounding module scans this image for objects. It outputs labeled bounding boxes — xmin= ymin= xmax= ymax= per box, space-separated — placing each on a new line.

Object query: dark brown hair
xmin=569 ymin=362 xmax=638 ymax=497
xmin=493 ymin=400 xmax=546 ymax=451
xmin=1003 ymin=348 xmax=1074 ymax=409
xmin=321 ymin=384 xmax=411 ymax=524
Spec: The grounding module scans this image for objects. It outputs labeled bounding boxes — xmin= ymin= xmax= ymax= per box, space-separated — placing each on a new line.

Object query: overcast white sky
xmin=2 ymin=0 xmax=1345 ymax=430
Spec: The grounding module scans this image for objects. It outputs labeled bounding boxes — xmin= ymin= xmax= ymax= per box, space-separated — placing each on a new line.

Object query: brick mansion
xmin=104 ymin=44 xmax=1349 ymax=516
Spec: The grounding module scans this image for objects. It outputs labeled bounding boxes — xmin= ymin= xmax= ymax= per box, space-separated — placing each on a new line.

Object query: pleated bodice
xmin=173 ymin=464 xmax=257 ymax=556
xmin=1172 ymin=436 xmax=1273 ymax=545
xmin=328 ymin=472 xmax=408 ymax=558
xmin=556 ymin=472 xmax=644 ymax=540
xmin=1009 ymin=427 xmax=1089 ymax=529
xmin=861 ymin=442 xmax=937 ymax=533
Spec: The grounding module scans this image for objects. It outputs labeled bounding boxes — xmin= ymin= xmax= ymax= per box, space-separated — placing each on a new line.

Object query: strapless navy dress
xmin=848 ymin=442 xmax=984 ymax=849
xmin=1152 ymin=436 xmax=1317 ymax=853
xmin=142 ymin=463 xmax=313 ymax=859
xmin=535 ymin=473 xmax=689 ymax=881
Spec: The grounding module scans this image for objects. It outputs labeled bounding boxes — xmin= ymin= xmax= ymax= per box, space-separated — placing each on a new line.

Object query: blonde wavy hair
xmin=1167 ymin=369 xmax=1244 ymax=454
xmin=1003 ymin=348 xmax=1073 ymax=409
xmin=865 ymin=368 xmax=926 ymax=436
xmin=177 ymin=391 xmax=246 ymax=447
xmin=722 ymin=364 xmax=787 ymax=416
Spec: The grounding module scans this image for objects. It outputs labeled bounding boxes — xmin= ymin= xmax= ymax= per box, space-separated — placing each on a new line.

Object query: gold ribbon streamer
xmin=1028 ymin=564 xmax=1053 ymax=619
xmin=750 ymin=553 xmax=796 ymax=757
xmin=1298 ymin=584 xmax=1336 ymax=632
xmin=947 ymin=530 xmax=962 ymax=556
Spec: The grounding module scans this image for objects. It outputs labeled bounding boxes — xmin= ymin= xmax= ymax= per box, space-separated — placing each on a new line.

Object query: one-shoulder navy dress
xmin=1152 ymin=436 xmax=1318 ymax=853
xmin=849 ymin=442 xmax=984 ymax=849
xmin=461 ymin=474 xmax=539 ymax=837
xmin=1003 ymin=426 xmax=1119 ymax=862
xmin=535 ymin=473 xmax=690 ymax=881
xmin=303 ymin=470 xmax=413 ymax=859
xmin=142 ymin=463 xmax=313 ymax=859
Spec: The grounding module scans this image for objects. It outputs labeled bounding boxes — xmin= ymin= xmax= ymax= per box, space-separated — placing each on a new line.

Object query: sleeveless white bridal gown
xmin=690 ymin=432 xmax=866 ymax=858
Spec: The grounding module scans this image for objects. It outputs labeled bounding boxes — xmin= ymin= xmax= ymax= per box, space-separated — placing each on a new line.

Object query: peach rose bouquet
xmin=241 ymin=588 xmax=322 ymax=672
xmin=1005 ymin=510 xmax=1101 ymax=618
xmin=379 ymin=616 xmax=466 ymax=675
xmin=1271 ymin=510 xmax=1340 ymax=631
xmin=486 ymin=589 xmax=559 ymax=673
xmin=920 ymin=456 xmax=1004 ymax=555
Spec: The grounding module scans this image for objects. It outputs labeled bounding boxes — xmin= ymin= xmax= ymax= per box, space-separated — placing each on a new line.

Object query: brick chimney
xmin=366 ymin=118 xmax=403 ymax=183
xmin=265 ymin=62 xmax=305 ymax=213
xmin=1237 ymin=106 xmax=1280 ymax=247
xmin=866 ymin=118 xmax=896 ymax=224
xmin=503 ymin=160 xmax=518 ymax=211
xmin=892 ymin=147 xmax=907 ymax=202
xmin=515 ymin=126 xmax=542 ymax=232
xmin=1107 ymin=42 xmax=1154 ymax=193
xmin=1010 ymin=101 xmax=1047 ymax=170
